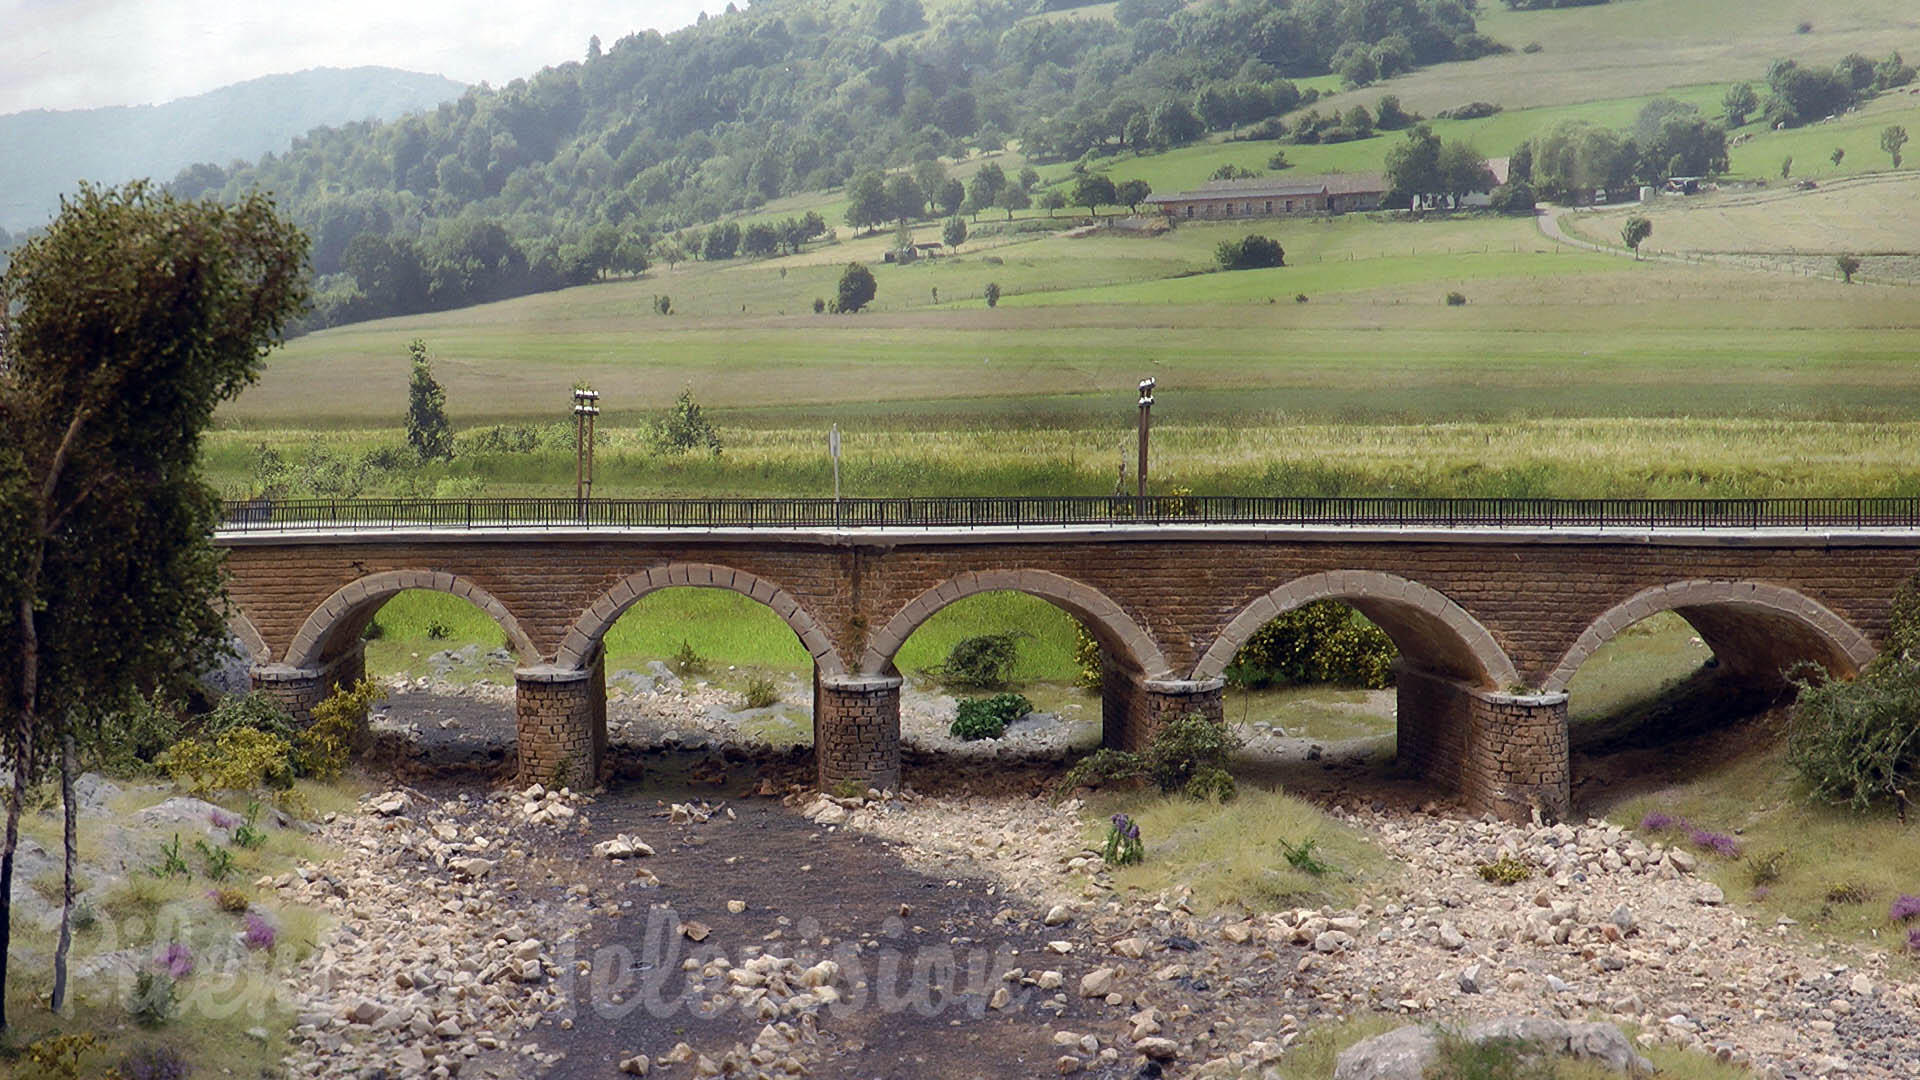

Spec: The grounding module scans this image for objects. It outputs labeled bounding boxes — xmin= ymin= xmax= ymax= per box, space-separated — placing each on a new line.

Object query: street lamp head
xmin=573 ymin=388 xmax=600 ymax=402
xmin=1137 ymin=377 xmax=1155 ymax=406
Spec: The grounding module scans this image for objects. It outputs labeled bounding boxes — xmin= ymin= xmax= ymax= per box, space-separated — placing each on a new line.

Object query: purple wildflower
xmin=1638 ymin=811 xmax=1676 ymax=832
xmin=209 ymin=809 xmax=239 ymax=830
xmin=1890 ymin=894 xmax=1920 ymax=922
xmin=1688 ymin=829 xmax=1740 ymax=859
xmin=1111 ymin=813 xmax=1140 ymax=841
xmin=157 ymin=942 xmax=193 ymax=978
xmin=1908 ymin=928 xmax=1920 ymax=954
xmin=243 ymin=913 xmax=276 ymax=951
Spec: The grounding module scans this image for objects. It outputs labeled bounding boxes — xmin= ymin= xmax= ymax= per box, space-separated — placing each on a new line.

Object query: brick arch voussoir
xmin=1541 ymin=580 xmax=1876 ymax=694
xmin=557 ymin=563 xmax=846 ymax=676
xmin=1191 ymin=570 xmax=1519 ymax=688
xmin=229 ymin=611 xmax=270 ymax=664
xmin=285 ymin=570 xmax=539 ymax=670
xmin=859 ymin=568 xmax=1170 ymax=679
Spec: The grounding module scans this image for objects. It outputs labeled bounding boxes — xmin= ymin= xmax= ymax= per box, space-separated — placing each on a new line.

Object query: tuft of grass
xmin=1090 ymin=786 xmax=1384 ymax=913
xmin=1477 ymin=855 xmax=1533 ymax=886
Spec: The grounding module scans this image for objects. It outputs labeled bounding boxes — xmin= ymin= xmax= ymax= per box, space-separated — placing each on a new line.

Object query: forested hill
xmin=0 ymin=67 xmax=467 ymax=235
xmin=176 ymin=0 xmax=1501 ymax=330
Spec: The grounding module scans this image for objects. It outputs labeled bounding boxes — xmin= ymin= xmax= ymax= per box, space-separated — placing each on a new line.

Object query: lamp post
xmin=1136 ymin=377 xmax=1155 ymax=501
xmin=573 ymin=387 xmax=600 ymax=508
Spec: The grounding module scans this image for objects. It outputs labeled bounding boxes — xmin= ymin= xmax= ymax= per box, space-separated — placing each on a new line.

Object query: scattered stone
xmin=620 ymin=1054 xmax=652 ymax=1075
xmin=593 ymin=834 xmax=656 ymax=859
xmin=681 ymin=920 xmax=712 ymax=942
xmin=1135 ymin=1037 xmax=1179 ymax=1062
xmin=1079 ymin=967 xmax=1117 ymax=998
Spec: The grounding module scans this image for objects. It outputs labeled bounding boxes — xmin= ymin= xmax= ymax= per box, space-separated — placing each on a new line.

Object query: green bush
xmin=1787 ymin=659 xmax=1920 ymax=813
xmin=1215 ymin=234 xmax=1286 ymax=271
xmin=87 ymin=689 xmax=184 ymax=776
xmin=926 ymin=630 xmax=1029 ymax=691
xmin=950 ymin=693 xmax=1033 ymax=740
xmin=1062 ymin=748 xmax=1147 ymax=789
xmin=1226 ymin=601 xmax=1396 ymax=689
xmin=1072 ymin=623 xmax=1102 ymax=689
xmin=199 ymin=691 xmax=297 ymax=741
xmin=1477 ymin=855 xmax=1532 ymax=885
xmin=156 ymin=726 xmax=296 ymax=794
xmin=1144 ymin=713 xmax=1243 ymax=799
xmin=131 ymin=971 xmax=176 ymax=1027
xmin=298 ymin=678 xmax=382 ymax=780
xmin=743 ymin=673 xmax=779 ymax=709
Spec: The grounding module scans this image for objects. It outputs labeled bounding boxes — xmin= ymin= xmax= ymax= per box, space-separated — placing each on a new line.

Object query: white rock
xmin=1044 ymin=904 xmax=1072 ymax=926
xmin=1079 ymin=967 xmax=1117 ymax=998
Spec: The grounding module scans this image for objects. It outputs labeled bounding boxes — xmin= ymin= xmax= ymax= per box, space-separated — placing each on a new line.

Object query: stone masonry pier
xmin=215 ymin=523 xmax=1913 ymax=820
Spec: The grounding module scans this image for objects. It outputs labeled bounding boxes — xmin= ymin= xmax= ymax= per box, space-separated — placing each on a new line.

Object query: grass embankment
xmin=1088 ymin=787 xmax=1387 ymax=915
xmin=1274 ymin=1015 xmax=1761 ymax=1080
xmin=1604 ymin=736 xmax=1920 ymax=960
xmin=1 ymin=780 xmax=361 ymax=1075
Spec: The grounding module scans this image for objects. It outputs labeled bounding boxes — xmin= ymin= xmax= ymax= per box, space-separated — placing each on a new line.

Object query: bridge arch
xmin=1542 ymin=580 xmax=1875 ymax=694
xmin=229 ymin=611 xmax=270 ymax=664
xmin=858 ymin=569 xmax=1171 ymax=679
xmin=284 ymin=570 xmax=540 ymax=670
xmin=558 ymin=563 xmax=844 ymax=675
xmin=1192 ymin=570 xmax=1519 ymax=688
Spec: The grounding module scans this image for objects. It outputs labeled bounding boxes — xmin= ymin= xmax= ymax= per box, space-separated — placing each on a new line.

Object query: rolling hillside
xmin=0 ymin=66 xmax=465 ymax=233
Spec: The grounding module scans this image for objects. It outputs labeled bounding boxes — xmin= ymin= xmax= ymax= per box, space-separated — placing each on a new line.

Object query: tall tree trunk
xmin=50 ymin=728 xmax=76 ymax=1012
xmin=0 ymin=725 xmax=32 ymax=1033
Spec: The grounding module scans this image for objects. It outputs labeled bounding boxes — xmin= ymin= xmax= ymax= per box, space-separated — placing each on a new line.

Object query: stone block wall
xmin=1396 ymin=664 xmax=1568 ymax=822
xmin=515 ymin=662 xmax=605 ymax=788
xmin=250 ymin=645 xmax=365 ymax=725
xmin=816 ymin=674 xmax=901 ymax=793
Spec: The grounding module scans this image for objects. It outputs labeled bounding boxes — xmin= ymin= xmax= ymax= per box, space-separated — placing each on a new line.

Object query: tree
xmin=942 ymin=217 xmax=967 ymax=250
xmin=1215 ymin=234 xmax=1285 ymax=270
xmin=613 ymin=233 xmax=652 ymax=275
xmin=1018 ymin=166 xmax=1041 ymax=192
xmin=0 ymin=182 xmax=306 ymax=1026
xmin=884 ymin=173 xmax=925 ymax=224
xmin=1116 ymin=179 xmax=1153 ymax=213
xmin=846 ymin=171 xmax=890 ymax=231
xmin=1384 ymin=125 xmax=1443 ymax=204
xmin=996 ymin=184 xmax=1031 ymax=220
xmin=702 ymin=221 xmax=741 ymax=260
xmin=1072 ymin=174 xmax=1117 ymax=215
xmin=913 ymin=160 xmax=948 ymax=214
xmin=1836 ymin=254 xmax=1862 ymax=283
xmin=655 ymin=238 xmax=687 ymax=271
xmin=1883 ymin=125 xmax=1910 ymax=169
xmin=1437 ymin=142 xmax=1491 ymax=206
xmin=406 ymin=339 xmax=454 ymax=462
xmin=1621 ymin=215 xmax=1653 ymax=258
xmin=1040 ymin=190 xmax=1066 ymax=216
xmin=837 ymin=261 xmax=877 ymax=313
xmin=939 ymin=179 xmax=966 ymax=217
xmin=984 ymin=281 xmax=1001 ymax=307
xmin=966 ymin=163 xmax=1007 ymax=222
xmin=1832 ymin=147 xmax=1847 ymax=167
xmin=1781 ymin=155 xmax=1794 ymax=179
xmin=1147 ymin=100 xmax=1203 ymax=150
xmin=651 ymin=387 xmax=722 ymax=455
xmin=742 ymin=222 xmax=780 ymax=258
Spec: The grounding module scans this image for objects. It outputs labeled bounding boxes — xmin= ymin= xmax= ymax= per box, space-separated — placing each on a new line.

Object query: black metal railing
xmin=214 ymin=496 xmax=1920 ymax=533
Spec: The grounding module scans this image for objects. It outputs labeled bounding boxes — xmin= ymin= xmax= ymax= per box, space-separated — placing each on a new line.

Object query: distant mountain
xmin=0 ymin=66 xmax=467 ymax=233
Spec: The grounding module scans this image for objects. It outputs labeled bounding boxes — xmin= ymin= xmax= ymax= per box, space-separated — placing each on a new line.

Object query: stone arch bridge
xmin=216 ymin=500 xmax=1917 ymax=820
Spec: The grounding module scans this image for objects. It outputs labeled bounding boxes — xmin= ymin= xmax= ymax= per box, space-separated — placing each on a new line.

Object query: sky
xmin=0 ymin=0 xmax=714 ymax=115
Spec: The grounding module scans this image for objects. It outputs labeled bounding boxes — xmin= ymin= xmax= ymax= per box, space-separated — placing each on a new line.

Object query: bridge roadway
xmin=214 ymin=514 xmax=1920 ymax=820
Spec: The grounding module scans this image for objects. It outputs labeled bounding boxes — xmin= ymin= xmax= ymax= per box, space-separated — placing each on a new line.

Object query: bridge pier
xmin=250 ymin=644 xmax=365 ymax=725
xmin=1395 ymin=664 xmax=1569 ymax=822
xmin=1101 ymin=655 xmax=1226 ymax=751
xmin=515 ymin=652 xmax=607 ymax=788
xmin=816 ymin=673 xmax=902 ymax=793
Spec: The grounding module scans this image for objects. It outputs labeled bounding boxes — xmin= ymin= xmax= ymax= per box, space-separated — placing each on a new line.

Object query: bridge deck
xmin=212 ymin=523 xmax=1920 ymax=547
